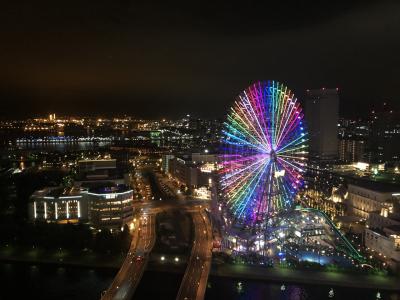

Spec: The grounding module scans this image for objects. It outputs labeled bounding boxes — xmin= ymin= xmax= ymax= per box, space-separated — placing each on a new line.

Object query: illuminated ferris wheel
xmin=220 ymin=81 xmax=308 ymax=225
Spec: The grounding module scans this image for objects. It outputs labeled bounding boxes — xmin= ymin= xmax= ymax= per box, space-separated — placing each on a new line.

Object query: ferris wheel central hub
xmin=270 ymin=150 xmax=277 ymax=161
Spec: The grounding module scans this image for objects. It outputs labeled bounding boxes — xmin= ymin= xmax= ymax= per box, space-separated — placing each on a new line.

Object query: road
xmin=101 ymin=198 xmax=208 ymax=300
xmin=176 ymin=209 xmax=213 ymax=300
xmin=103 ymin=161 xmax=211 ymax=300
xmin=101 ymin=212 xmax=156 ymax=300
xmin=133 ymin=198 xmax=209 ymax=213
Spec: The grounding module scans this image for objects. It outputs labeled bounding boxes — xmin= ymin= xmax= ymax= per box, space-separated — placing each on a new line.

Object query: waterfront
xmin=205 ymin=275 xmax=400 ymax=300
xmin=15 ymin=140 xmax=112 ymax=152
xmin=1 ymin=262 xmax=399 ymax=300
xmin=0 ymin=262 xmax=115 ymax=300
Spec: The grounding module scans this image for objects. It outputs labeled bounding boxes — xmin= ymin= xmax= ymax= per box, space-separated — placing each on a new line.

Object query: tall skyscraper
xmin=338 ymin=138 xmax=366 ymax=162
xmin=305 ymin=88 xmax=339 ymax=161
xmin=367 ymin=105 xmax=400 ymax=163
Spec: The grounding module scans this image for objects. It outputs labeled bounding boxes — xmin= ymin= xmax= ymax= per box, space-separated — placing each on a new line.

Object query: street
xmin=176 ymin=209 xmax=213 ymax=300
xmin=101 ymin=212 xmax=156 ymax=300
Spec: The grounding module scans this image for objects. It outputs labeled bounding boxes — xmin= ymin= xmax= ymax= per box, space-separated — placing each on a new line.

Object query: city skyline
xmin=0 ymin=95 xmax=399 ymax=121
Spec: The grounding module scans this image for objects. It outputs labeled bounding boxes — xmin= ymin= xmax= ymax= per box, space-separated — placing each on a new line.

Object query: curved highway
xmin=176 ymin=209 xmax=213 ymax=300
xmin=101 ymin=213 xmax=156 ymax=300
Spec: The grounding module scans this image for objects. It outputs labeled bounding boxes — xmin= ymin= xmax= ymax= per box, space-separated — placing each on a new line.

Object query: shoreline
xmin=0 ymin=252 xmax=123 ymax=270
xmin=1 ymin=255 xmax=399 ymax=292
xmin=0 ymin=256 xmax=121 ymax=270
xmin=210 ymin=264 xmax=400 ymax=291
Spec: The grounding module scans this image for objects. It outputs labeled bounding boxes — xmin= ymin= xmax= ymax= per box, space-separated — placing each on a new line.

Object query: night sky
xmin=1 ymin=0 xmax=400 ymax=119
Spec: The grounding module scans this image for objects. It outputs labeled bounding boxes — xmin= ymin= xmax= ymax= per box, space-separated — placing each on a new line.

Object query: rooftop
xmin=385 ymin=225 xmax=400 ymax=234
xmin=75 ymin=167 xmax=126 ymax=181
xmin=77 ymin=159 xmax=116 ymax=163
xmin=31 ymin=186 xmax=82 ymax=199
xmin=84 ymin=182 xmax=131 ymax=194
xmin=348 ymin=180 xmax=400 ymax=194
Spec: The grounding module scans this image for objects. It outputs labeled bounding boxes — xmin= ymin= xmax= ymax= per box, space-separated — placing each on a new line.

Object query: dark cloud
xmin=0 ymin=0 xmax=399 ymax=119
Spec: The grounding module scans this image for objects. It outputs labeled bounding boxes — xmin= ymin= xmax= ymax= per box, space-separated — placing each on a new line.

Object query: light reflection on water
xmin=1 ymin=263 xmax=399 ymax=300
xmin=204 ymin=276 xmax=400 ymax=300
xmin=17 ymin=141 xmax=111 ymax=152
xmin=0 ymin=262 xmax=116 ymax=300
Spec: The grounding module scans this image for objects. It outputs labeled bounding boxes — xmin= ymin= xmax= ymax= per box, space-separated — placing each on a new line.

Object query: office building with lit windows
xmin=29 ymin=183 xmax=133 ymax=228
xmin=29 ymin=159 xmax=134 ymax=228
xmin=168 ymin=153 xmax=218 ymax=188
xmin=84 ymin=183 xmax=133 ymax=228
xmin=76 ymin=158 xmax=134 ymax=228
xmin=29 ymin=187 xmax=88 ymax=223
xmin=338 ymin=138 xmax=366 ymax=163
xmin=161 ymin=154 xmax=175 ymax=173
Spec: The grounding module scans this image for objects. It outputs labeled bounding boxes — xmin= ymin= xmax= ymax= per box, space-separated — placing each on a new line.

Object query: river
xmin=16 ymin=141 xmax=112 ymax=152
xmin=1 ymin=262 xmax=399 ymax=300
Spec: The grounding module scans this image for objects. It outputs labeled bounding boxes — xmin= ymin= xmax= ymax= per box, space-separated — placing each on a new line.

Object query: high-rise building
xmin=49 ymin=113 xmax=56 ymax=121
xmin=338 ymin=138 xmax=366 ymax=162
xmin=367 ymin=105 xmax=400 ymax=163
xmin=305 ymin=88 xmax=339 ymax=161
xmin=161 ymin=154 xmax=175 ymax=173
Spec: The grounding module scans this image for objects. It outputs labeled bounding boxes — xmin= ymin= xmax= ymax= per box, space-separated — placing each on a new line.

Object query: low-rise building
xmin=29 ymin=187 xmax=88 ymax=223
xmin=169 ymin=157 xmax=198 ymax=187
xmin=346 ymin=183 xmax=400 ymax=220
xmin=29 ymin=159 xmax=134 ymax=229
xmin=368 ymin=211 xmax=400 ymax=229
xmin=302 ymin=186 xmax=346 ymax=220
xmin=365 ymin=227 xmax=400 ymax=270
xmin=191 ymin=153 xmax=218 ymax=164
xmin=168 ymin=154 xmax=216 ymax=188
xmin=78 ymin=159 xmax=117 ymax=172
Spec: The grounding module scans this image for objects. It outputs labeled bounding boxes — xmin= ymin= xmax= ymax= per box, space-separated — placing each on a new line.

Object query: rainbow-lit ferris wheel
xmin=220 ymin=81 xmax=308 ymax=225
